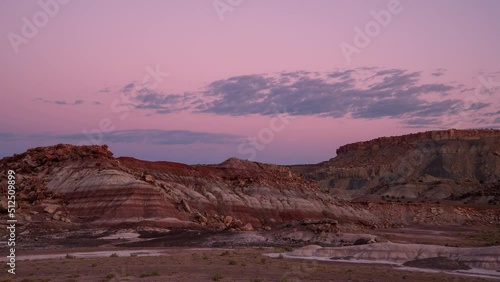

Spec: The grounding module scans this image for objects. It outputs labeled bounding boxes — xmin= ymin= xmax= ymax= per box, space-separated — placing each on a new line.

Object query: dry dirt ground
xmin=0 ymin=247 xmax=494 ymax=282
xmin=1 ymin=225 xmax=499 ymax=281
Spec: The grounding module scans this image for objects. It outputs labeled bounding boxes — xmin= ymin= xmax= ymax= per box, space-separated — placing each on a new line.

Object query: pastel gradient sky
xmin=1 ymin=0 xmax=499 ymax=164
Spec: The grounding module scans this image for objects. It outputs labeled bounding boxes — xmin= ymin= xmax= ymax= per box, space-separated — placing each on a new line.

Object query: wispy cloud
xmin=132 ymin=88 xmax=195 ymax=114
xmin=98 ymin=87 xmax=111 ymax=93
xmin=0 ymin=129 xmax=244 ymax=145
xmin=34 ymin=98 xmax=101 ymax=106
xmin=431 ymin=68 xmax=446 ymax=77
xmin=122 ymin=83 xmax=135 ymax=95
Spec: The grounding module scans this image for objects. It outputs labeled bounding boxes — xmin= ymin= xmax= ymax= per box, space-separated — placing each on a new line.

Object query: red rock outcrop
xmin=0 ymin=144 xmax=379 ymax=230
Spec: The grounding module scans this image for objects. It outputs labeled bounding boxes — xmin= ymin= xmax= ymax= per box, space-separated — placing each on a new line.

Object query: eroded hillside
xmin=291 ymin=129 xmax=500 ymax=204
xmin=0 ymin=144 xmax=380 ymax=233
xmin=1 ymin=130 xmax=499 ymax=238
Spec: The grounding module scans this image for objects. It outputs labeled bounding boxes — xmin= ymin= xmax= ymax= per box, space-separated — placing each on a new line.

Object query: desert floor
xmin=1 ymin=246 xmax=495 ymax=282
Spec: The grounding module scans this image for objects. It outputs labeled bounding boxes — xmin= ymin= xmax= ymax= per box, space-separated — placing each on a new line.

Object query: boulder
xmin=43 ymin=204 xmax=60 ymax=214
xmin=224 ymin=216 xmax=233 ymax=226
xmin=143 ymin=174 xmax=155 ymax=183
xmin=178 ymin=199 xmax=191 ymax=213
xmin=242 ymin=223 xmax=254 ymax=231
xmin=194 ymin=212 xmax=208 ymax=224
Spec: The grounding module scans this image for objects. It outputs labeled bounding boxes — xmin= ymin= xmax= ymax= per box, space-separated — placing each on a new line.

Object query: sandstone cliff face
xmin=291 ymin=129 xmax=500 ymax=202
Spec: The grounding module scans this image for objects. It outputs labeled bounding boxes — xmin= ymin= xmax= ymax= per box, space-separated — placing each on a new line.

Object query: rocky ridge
xmin=291 ymin=129 xmax=500 ymax=203
xmin=0 ymin=144 xmax=377 ymax=233
xmin=1 ymin=130 xmax=499 ymax=237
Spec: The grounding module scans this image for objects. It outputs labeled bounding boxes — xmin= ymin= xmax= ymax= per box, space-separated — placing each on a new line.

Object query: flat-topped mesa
xmin=336 ymin=129 xmax=500 ymax=155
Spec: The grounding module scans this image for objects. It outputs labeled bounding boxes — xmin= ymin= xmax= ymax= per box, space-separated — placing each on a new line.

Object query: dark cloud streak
xmin=0 ymin=129 xmax=244 ymax=146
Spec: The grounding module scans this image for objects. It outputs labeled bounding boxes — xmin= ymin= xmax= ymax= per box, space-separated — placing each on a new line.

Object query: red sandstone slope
xmin=0 ymin=144 xmax=375 ymax=230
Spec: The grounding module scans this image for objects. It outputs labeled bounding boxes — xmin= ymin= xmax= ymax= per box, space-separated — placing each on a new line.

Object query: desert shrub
xmin=140 ymin=270 xmax=160 ymax=277
xmin=104 ymin=272 xmax=115 ymax=281
xmin=228 ymin=259 xmax=237 ymax=265
xmin=212 ymin=273 xmax=223 ymax=281
xmin=65 ymin=254 xmax=75 ymax=259
xmin=280 ymin=275 xmax=290 ymax=282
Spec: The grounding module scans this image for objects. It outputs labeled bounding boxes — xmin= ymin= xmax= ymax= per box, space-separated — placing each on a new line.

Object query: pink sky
xmin=1 ymin=0 xmax=499 ymax=164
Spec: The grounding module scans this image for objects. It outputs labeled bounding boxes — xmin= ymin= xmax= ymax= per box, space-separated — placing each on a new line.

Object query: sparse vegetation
xmin=103 ymin=272 xmax=115 ymax=281
xmin=139 ymin=270 xmax=160 ymax=277
xmin=8 ymin=248 xmax=493 ymax=281
xmin=462 ymin=231 xmax=500 ymax=246
xmin=110 ymin=253 xmax=119 ymax=258
xmin=65 ymin=253 xmax=76 ymax=259
xmin=212 ymin=273 xmax=223 ymax=281
xmin=228 ymin=259 xmax=237 ymax=265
